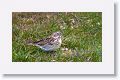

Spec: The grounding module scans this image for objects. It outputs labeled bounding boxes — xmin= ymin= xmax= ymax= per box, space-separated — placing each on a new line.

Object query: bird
xmin=27 ymin=31 xmax=62 ymax=51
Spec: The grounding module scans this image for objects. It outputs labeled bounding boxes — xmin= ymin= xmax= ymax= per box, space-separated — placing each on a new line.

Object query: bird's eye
xmin=54 ymin=34 xmax=57 ymax=37
xmin=57 ymin=32 xmax=60 ymax=35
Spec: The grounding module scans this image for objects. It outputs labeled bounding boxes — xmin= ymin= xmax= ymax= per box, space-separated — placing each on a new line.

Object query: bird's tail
xmin=26 ymin=40 xmax=35 ymax=46
xmin=27 ymin=42 xmax=34 ymax=45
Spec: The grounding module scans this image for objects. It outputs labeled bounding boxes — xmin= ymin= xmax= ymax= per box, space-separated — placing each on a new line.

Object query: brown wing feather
xmin=33 ymin=37 xmax=55 ymax=46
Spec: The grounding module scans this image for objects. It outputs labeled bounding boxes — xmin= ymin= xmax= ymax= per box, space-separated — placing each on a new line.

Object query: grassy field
xmin=12 ymin=12 xmax=102 ymax=62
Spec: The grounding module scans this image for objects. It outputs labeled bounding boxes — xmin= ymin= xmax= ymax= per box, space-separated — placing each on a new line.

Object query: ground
xmin=12 ymin=12 xmax=102 ymax=62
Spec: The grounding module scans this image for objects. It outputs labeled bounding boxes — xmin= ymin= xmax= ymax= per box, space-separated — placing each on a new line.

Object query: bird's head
xmin=52 ymin=31 xmax=62 ymax=39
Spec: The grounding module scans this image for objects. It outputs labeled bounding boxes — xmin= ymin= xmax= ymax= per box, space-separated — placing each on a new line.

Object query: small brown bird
xmin=27 ymin=31 xmax=62 ymax=51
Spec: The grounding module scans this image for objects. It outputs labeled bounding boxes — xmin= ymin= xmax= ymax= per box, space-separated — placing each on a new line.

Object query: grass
xmin=12 ymin=12 xmax=102 ymax=62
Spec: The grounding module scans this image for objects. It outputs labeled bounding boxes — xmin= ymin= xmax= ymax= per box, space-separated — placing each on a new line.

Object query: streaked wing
xmin=33 ymin=37 xmax=55 ymax=46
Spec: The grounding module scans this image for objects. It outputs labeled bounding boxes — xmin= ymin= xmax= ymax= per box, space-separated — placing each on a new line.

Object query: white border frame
xmin=0 ymin=0 xmax=114 ymax=74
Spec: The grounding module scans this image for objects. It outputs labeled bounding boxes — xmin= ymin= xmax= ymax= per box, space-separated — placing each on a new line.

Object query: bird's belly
xmin=40 ymin=43 xmax=61 ymax=51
